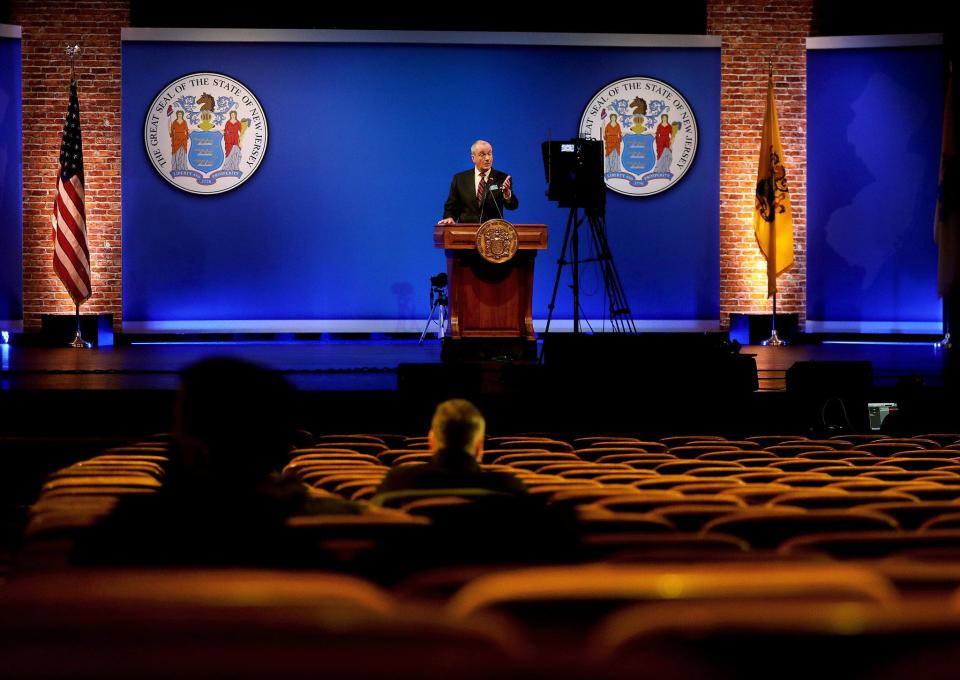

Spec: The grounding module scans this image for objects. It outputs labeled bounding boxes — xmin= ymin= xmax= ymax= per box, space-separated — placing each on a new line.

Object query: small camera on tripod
xmin=420 ymin=272 xmax=449 ymax=343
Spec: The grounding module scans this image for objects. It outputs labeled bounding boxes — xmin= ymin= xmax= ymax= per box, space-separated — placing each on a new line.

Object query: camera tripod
xmin=542 ymin=206 xmax=636 ymax=336
xmin=419 ymin=278 xmax=449 ymax=342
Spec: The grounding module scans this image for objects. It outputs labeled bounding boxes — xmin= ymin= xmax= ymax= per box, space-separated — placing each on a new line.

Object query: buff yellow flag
xmin=753 ymin=74 xmax=794 ymax=297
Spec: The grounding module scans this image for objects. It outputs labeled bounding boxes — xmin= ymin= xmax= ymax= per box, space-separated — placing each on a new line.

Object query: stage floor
xmin=0 ymin=338 xmax=949 ymax=392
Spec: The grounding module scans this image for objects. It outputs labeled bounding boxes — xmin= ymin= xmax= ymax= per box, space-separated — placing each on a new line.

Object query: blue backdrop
xmin=807 ymin=45 xmax=944 ymax=331
xmin=0 ymin=34 xmax=22 ymax=324
xmin=121 ymin=38 xmax=720 ymax=329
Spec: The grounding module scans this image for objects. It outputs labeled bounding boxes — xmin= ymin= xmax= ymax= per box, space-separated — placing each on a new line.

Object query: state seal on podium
xmin=476 ymin=219 xmax=519 ymax=264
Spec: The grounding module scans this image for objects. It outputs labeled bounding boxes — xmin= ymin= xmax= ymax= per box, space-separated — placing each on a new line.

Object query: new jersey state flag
xmin=753 ymin=73 xmax=794 ymax=297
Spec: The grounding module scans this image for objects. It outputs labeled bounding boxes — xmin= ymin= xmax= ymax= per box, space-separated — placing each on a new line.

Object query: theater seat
xmin=488 ymin=439 xmax=574 ymax=453
xmin=588 ymin=600 xmax=960 ymax=680
xmin=768 ymin=491 xmax=919 ymax=510
xmin=666 ymin=445 xmax=744 ymax=459
xmin=745 ymin=435 xmax=809 ymax=447
xmin=305 ymin=441 xmax=389 ymax=456
xmin=859 ymin=502 xmax=960 ymax=530
xmin=370 ymin=488 xmax=519 ymax=509
xmin=447 ymin=563 xmax=898 ymax=630
xmin=576 ymin=447 xmax=656 ymax=462
xmin=855 ymin=441 xmax=926 ymax=456
xmin=701 ymin=509 xmax=899 ymax=549
xmin=491 ymin=452 xmax=579 ymax=465
xmin=696 ymin=450 xmax=775 ymax=461
xmin=579 ymin=532 xmax=750 ymax=562
xmin=0 ymin=568 xmax=530 ymax=679
xmin=314 ymin=434 xmax=388 ymax=446
xmin=780 ymin=529 xmax=960 ymax=559
xmin=764 ymin=444 xmax=836 ymax=456
xmin=795 ymin=449 xmax=876 ymax=461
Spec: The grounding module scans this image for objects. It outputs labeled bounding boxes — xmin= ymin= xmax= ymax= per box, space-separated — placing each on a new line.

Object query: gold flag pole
xmin=763 ymin=291 xmax=787 ymax=346
xmin=761 ymin=46 xmax=788 ymax=347
xmin=64 ymin=42 xmax=91 ymax=349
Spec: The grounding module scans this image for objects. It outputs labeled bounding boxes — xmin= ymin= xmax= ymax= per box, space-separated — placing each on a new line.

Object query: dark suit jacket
xmin=376 ymin=449 xmax=528 ymax=496
xmin=373 ymin=451 xmax=579 ymax=564
xmin=71 ymin=473 xmax=362 ymax=567
xmin=443 ymin=168 xmax=519 ymax=224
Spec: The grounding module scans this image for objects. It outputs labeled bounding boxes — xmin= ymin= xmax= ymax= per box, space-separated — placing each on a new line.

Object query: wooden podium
xmin=433 ymin=223 xmax=548 ymax=340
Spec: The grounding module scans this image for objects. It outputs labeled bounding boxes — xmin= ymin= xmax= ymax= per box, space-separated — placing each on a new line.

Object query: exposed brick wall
xmin=707 ymin=0 xmax=813 ymax=329
xmin=12 ymin=0 xmax=128 ymax=332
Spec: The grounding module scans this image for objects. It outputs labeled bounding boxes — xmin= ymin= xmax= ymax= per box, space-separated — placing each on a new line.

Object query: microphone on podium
xmin=482 ymin=171 xmax=505 ymax=220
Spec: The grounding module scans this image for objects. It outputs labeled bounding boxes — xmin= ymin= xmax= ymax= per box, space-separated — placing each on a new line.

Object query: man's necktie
xmin=477 ymin=171 xmax=487 ymax=207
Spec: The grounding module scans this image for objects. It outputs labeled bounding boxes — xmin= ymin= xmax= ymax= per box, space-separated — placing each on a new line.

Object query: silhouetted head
xmin=173 ymin=358 xmax=296 ymax=485
xmin=429 ymin=398 xmax=485 ymax=461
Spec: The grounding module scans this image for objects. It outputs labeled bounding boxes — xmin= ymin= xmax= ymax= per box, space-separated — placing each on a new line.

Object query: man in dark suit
xmin=375 ymin=398 xmax=527 ymax=497
xmin=372 ymin=400 xmax=579 ymax=566
xmin=438 ymin=139 xmax=519 ymax=225
xmin=72 ymin=358 xmax=361 ymax=567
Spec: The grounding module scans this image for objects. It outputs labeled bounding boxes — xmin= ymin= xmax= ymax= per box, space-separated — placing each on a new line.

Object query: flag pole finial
xmin=768 ymin=42 xmax=784 ymax=77
xmin=64 ymin=42 xmax=81 ymax=82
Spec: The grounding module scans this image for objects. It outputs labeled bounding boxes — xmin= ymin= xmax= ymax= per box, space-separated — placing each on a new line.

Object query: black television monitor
xmin=541 ymin=139 xmax=605 ymax=216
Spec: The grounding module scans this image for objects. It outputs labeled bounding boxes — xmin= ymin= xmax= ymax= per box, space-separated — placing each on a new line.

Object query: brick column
xmin=707 ymin=0 xmax=812 ymax=329
xmin=12 ymin=0 xmax=128 ymax=332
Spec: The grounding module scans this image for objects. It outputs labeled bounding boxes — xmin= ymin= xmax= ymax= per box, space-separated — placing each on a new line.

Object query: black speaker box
xmin=729 ymin=312 xmax=800 ymax=345
xmin=786 ymin=361 xmax=873 ymax=433
xmin=397 ymin=361 xmax=545 ymax=397
xmin=40 ymin=313 xmax=114 ymax=347
xmin=540 ymin=332 xmax=758 ymax=394
xmin=786 ymin=361 xmax=873 ymax=395
xmin=441 ymin=338 xmax=537 ymax=363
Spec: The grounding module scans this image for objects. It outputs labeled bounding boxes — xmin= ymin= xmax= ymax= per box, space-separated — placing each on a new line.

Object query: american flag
xmin=52 ymin=80 xmax=91 ymax=304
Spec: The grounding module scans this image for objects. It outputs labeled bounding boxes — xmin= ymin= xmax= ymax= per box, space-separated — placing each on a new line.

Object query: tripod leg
xmin=437 ymin=303 xmax=447 ymax=340
xmin=572 ymin=211 xmax=581 ymax=334
xmin=419 ymin=300 xmax=440 ymax=343
xmin=543 ymin=207 xmax=578 ymax=337
xmin=587 ymin=214 xmax=636 ymax=333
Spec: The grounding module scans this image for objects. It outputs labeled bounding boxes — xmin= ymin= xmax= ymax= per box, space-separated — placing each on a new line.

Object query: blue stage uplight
xmin=0 ymin=330 xmax=9 ymax=344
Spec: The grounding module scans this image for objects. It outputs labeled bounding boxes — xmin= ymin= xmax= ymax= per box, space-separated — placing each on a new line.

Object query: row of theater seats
xmin=17 ymin=438 xmax=171 ymax=570
xmin=4 ymin=564 xmax=960 ymax=678
xmin=10 ymin=432 xmax=960 ymax=677
xmin=19 ymin=431 xmax=960 ymax=568
xmin=286 ymin=432 xmax=960 ymax=561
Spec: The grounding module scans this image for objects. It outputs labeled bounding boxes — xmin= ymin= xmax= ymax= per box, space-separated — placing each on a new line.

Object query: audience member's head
xmin=173 ymin=357 xmax=296 ymax=485
xmin=428 ymin=398 xmax=485 ymax=461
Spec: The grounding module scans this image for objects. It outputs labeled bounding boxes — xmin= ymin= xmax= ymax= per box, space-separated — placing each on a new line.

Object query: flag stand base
xmin=68 ymin=304 xmax=92 ymax=349
xmin=761 ymin=329 xmax=788 ymax=347
xmin=69 ymin=330 xmax=92 ymax=349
